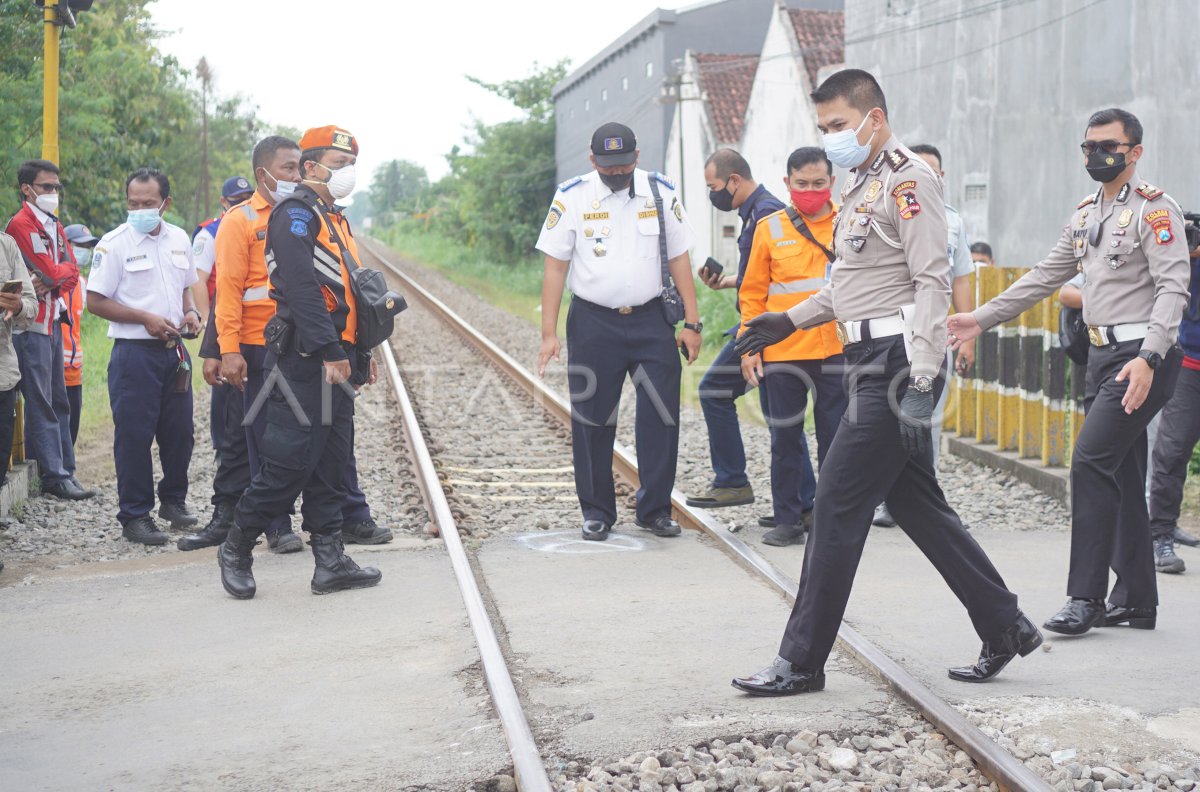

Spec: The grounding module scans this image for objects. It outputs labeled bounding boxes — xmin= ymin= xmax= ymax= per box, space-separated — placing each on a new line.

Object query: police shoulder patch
xmin=91 ymin=248 xmax=105 ymax=269
xmin=545 ymin=207 xmax=563 ymax=230
xmin=1077 ymin=194 xmax=1095 ymax=209
xmin=1136 ymin=183 xmax=1164 ymax=201
xmin=653 ymin=172 xmax=676 ymax=191
xmin=557 ymin=176 xmax=583 ymax=193
xmin=289 ymin=219 xmax=309 ymax=237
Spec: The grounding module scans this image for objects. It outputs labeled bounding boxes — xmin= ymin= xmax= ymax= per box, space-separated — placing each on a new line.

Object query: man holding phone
xmin=88 ymin=168 xmax=202 ymax=546
xmin=686 ymin=148 xmax=790 ymax=514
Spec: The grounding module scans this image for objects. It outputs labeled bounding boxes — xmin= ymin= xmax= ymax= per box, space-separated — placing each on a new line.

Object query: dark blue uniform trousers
xmin=1071 ymin=341 xmax=1180 ymax=607
xmin=779 ymin=336 xmax=1018 ymax=671
xmin=699 ymin=334 xmax=817 ymax=500
xmin=763 ymin=355 xmax=847 ymax=526
xmin=108 ymin=339 xmax=194 ymax=525
xmin=566 ymin=298 xmax=680 ymax=527
xmin=243 ymin=344 xmax=371 ymax=529
xmin=235 ymin=350 xmax=353 ymax=536
xmin=209 ymin=381 xmax=251 ymax=508
xmin=14 ymin=326 xmax=74 ymax=485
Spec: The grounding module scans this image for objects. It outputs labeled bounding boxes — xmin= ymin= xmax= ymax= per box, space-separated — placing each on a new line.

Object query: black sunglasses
xmin=1079 ymin=140 xmax=1132 ymax=156
xmin=32 ymin=182 xmax=63 ymax=193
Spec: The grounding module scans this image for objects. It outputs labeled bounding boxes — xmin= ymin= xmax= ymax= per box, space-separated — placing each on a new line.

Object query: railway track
xmin=367 ymin=238 xmax=1051 ymax=792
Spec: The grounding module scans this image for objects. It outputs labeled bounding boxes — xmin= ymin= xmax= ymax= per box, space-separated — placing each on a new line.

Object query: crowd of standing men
xmin=540 ymin=68 xmax=1200 ymax=693
xmin=0 ymin=126 xmax=397 ymax=596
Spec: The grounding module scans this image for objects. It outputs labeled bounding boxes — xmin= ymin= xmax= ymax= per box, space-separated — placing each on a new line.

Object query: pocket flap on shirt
xmin=170 ymin=251 xmax=191 ymax=269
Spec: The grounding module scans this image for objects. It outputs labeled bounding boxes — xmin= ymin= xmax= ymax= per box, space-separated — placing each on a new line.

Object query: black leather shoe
xmin=159 ymin=501 xmax=199 ymax=529
xmin=948 ymin=611 xmax=1043 ymax=683
xmin=762 ymin=523 xmax=805 ymax=547
xmin=872 ymin=502 xmax=897 ymax=528
xmin=67 ymin=476 xmax=96 ymax=498
xmin=1154 ymin=536 xmax=1185 ymax=574
xmin=1042 ymin=598 xmax=1106 ymax=635
xmin=219 ymin=523 xmax=258 ymax=599
xmin=1174 ymin=527 xmax=1200 ymax=547
xmin=122 ymin=515 xmax=168 ymax=546
xmin=582 ymin=520 xmax=610 ymax=541
xmin=732 ymin=656 xmax=825 ymax=696
xmin=1103 ymin=602 xmax=1156 ymax=629
xmin=758 ymin=515 xmax=776 ymax=528
xmin=42 ymin=479 xmax=91 ymax=501
xmin=342 ymin=518 xmax=394 ymax=545
xmin=635 ymin=516 xmax=681 ymax=537
xmin=310 ymin=531 xmax=382 ymax=594
xmin=267 ymin=528 xmax=304 ymax=554
xmin=177 ymin=502 xmax=235 ymax=551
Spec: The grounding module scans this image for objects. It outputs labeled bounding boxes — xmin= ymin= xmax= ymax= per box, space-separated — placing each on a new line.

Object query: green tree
xmin=368 ymin=159 xmax=429 ymax=219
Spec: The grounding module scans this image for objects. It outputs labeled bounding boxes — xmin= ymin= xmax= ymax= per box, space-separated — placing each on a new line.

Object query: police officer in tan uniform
xmin=949 ymin=108 xmax=1190 ymax=636
xmin=731 ymin=69 xmax=1038 ymax=695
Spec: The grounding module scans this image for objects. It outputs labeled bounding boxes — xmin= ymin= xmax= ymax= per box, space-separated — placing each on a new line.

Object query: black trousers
xmin=234 ymin=350 xmax=354 ymax=537
xmin=778 ymin=335 xmax=1019 ymax=670
xmin=566 ymin=298 xmax=680 ymax=527
xmin=1071 ymin=341 xmax=1180 ymax=607
xmin=1149 ymin=361 xmax=1200 ymax=540
xmin=210 ymin=382 xmax=251 ymax=508
xmin=0 ymin=386 xmax=18 ymax=483
xmin=66 ymin=383 xmax=81 ymax=447
xmin=763 ymin=356 xmax=848 ymax=525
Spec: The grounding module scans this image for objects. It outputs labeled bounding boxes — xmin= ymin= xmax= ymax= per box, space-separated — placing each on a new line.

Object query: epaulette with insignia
xmin=653 ymin=172 xmax=676 ymax=190
xmin=886 ymin=149 xmax=910 ymax=172
xmin=1077 ymin=194 xmax=1095 ymax=209
xmin=1136 ymin=183 xmax=1163 ymax=201
xmin=557 ymin=176 xmax=583 ymax=192
xmin=869 ymin=150 xmax=887 ymax=172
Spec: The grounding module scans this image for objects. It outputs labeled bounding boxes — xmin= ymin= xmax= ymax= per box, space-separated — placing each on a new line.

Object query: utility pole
xmin=41 ymin=1 xmax=62 ymax=162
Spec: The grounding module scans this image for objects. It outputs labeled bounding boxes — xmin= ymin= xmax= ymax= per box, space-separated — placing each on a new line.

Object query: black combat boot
xmin=218 ymin=523 xmax=258 ymax=600
xmin=310 ymin=531 xmax=382 ymax=595
xmin=341 ymin=517 xmax=394 ymax=545
xmin=178 ymin=502 xmax=235 ymax=551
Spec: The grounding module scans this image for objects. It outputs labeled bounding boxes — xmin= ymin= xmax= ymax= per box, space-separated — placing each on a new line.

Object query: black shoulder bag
xmin=647 ymin=174 xmax=685 ymax=326
xmin=317 ymin=207 xmax=408 ymax=351
xmin=784 ymin=206 xmax=836 ymax=263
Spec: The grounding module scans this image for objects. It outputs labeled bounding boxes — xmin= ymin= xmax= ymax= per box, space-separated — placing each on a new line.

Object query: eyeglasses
xmin=32 ymin=182 xmax=62 ymax=193
xmin=1079 ymin=140 xmax=1132 ymax=156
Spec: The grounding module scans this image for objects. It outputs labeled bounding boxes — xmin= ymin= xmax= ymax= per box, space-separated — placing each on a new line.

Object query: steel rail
xmin=378 ymin=331 xmax=553 ymax=792
xmin=364 ymin=239 xmax=1052 ymax=792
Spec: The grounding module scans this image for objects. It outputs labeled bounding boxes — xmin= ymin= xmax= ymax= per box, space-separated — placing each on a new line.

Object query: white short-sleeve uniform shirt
xmin=88 ymin=221 xmax=199 ymax=339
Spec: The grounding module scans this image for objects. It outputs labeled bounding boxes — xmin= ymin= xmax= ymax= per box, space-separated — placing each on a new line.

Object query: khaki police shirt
xmin=785 ymin=136 xmax=951 ymax=377
xmin=973 ymin=178 xmax=1190 ymax=358
xmin=535 ymin=169 xmax=694 ymax=310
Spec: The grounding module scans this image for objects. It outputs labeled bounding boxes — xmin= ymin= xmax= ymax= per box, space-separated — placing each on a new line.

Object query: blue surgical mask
xmin=822 ymin=111 xmax=878 ymax=170
xmin=127 ymin=203 xmax=163 ymax=234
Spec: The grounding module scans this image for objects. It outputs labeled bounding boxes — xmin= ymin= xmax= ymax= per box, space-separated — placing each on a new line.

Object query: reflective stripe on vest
xmin=243 ymin=286 xmax=270 ymax=302
xmin=767 ymin=214 xmax=785 ymax=240
xmin=768 ymin=277 xmax=827 ymax=296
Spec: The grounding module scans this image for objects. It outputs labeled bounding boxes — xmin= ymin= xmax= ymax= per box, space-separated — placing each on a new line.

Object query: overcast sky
xmin=149 ymin=0 xmax=685 ymax=191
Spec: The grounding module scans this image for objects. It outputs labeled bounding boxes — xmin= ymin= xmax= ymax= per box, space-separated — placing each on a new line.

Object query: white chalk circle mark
xmin=514 ymin=530 xmax=648 ymax=555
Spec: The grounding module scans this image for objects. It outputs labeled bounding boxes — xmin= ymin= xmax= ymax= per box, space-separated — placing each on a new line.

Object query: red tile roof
xmin=694 ymin=53 xmax=759 ymax=143
xmin=788 ymin=9 xmax=844 ymax=87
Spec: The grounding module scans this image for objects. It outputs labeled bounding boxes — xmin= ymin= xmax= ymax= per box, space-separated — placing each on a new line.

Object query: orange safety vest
xmin=62 ymin=275 xmax=84 ymax=387
xmin=738 ymin=205 xmax=842 ymax=362
xmin=214 ymin=193 xmax=276 ymax=352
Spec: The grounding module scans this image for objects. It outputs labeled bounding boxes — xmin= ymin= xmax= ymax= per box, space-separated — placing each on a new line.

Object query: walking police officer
xmin=732 ymin=70 xmax=1038 ymax=694
xmin=218 ymin=125 xmax=380 ymax=599
xmin=537 ymin=122 xmax=700 ymax=542
xmin=949 ymin=108 xmax=1190 ymax=635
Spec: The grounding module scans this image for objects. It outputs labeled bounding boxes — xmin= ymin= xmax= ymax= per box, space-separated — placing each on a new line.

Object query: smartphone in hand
xmin=701 ymin=257 xmax=724 ymax=279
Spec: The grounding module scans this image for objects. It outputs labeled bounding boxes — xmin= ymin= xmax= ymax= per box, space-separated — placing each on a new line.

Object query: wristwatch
xmin=683 ymin=321 xmax=703 ymax=333
xmin=1138 ymin=349 xmax=1162 ymax=369
xmin=186 ymin=307 xmax=202 ymax=321
xmin=909 ymin=375 xmax=935 ymax=393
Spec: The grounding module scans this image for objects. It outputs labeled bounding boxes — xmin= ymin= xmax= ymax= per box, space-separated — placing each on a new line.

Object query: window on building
xmin=722 ymin=225 xmax=736 ymax=238
xmin=601 ymin=88 xmax=608 ymax=102
xmin=622 ymin=77 xmax=629 ymax=91
xmin=646 ymin=62 xmax=654 ymax=78
xmin=584 ymin=99 xmax=590 ymax=112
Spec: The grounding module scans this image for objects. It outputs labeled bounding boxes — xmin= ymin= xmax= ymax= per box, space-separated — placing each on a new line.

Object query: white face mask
xmin=263 ymin=170 xmax=299 ymax=204
xmin=822 ymin=110 xmax=878 ymax=170
xmin=33 ymin=192 xmax=60 ymax=216
xmin=312 ymin=161 xmax=357 ymax=200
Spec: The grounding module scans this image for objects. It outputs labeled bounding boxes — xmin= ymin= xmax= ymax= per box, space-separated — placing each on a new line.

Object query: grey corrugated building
xmin=843 ymin=0 xmax=1200 ymax=267
xmin=552 ymin=0 xmax=844 ymax=183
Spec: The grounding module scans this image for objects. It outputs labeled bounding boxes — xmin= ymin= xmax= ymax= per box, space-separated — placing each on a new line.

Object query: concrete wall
xmin=844 ymin=0 xmax=1200 ymax=267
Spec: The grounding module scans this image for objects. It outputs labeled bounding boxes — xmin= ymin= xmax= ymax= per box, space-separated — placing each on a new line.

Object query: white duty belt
xmin=1088 ymin=322 xmax=1149 ymax=347
xmin=834 ymin=304 xmax=914 ymax=346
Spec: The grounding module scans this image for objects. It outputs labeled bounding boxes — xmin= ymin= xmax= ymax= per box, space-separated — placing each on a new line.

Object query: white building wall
xmin=666 ymin=53 xmax=722 ymax=271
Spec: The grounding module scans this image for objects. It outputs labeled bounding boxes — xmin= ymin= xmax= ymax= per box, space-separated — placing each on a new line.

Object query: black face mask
xmin=708 ymin=181 xmax=735 ymax=212
xmin=1086 ymin=150 xmax=1127 ymax=183
xmin=599 ymin=171 xmax=633 ymax=192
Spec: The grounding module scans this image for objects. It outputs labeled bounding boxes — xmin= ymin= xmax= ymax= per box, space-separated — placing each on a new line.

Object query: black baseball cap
xmin=591 ymin=122 xmax=637 ymax=167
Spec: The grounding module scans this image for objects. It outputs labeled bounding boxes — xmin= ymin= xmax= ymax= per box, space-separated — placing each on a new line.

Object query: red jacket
xmin=5 ymin=202 xmax=80 ymax=334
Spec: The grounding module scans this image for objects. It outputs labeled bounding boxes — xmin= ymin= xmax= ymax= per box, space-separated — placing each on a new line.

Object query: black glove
xmin=897 ymin=387 xmax=935 ymax=457
xmin=734 ymin=311 xmax=796 ymax=357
